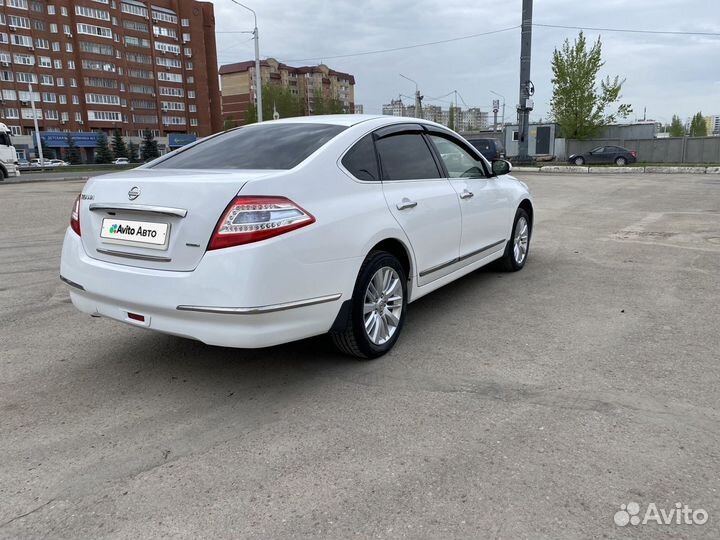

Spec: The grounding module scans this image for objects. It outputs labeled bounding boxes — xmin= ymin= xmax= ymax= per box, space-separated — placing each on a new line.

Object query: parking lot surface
xmin=1 ymin=173 xmax=718 ymax=539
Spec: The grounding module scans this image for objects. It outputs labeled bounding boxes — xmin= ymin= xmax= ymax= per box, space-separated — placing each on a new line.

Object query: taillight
xmin=631 ymin=151 xmax=637 ymax=158
xmin=70 ymin=194 xmax=81 ymax=236
xmin=208 ymin=196 xmax=315 ymax=250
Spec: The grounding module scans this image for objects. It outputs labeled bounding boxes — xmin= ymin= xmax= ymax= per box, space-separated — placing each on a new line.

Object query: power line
xmin=278 ymin=26 xmax=520 ymax=63
xmin=533 ymin=22 xmax=720 ymax=37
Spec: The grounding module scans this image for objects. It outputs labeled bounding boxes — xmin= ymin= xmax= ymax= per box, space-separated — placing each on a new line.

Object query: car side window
xmin=375 ymin=133 xmax=441 ymax=180
xmin=428 ymin=135 xmax=486 ymax=178
xmin=341 ymin=135 xmax=379 ymax=181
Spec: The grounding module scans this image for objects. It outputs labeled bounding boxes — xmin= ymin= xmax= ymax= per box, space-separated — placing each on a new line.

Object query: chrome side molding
xmin=96 ymin=248 xmax=172 ymax=262
xmin=177 ymin=293 xmax=342 ymax=315
xmin=89 ymin=203 xmax=188 ymax=218
xmin=419 ymin=239 xmax=506 ymax=277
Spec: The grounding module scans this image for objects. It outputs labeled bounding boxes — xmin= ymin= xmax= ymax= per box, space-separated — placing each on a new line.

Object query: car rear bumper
xmin=60 ymin=229 xmax=358 ymax=348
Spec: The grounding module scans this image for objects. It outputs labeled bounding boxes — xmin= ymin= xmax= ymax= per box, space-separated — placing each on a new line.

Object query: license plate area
xmin=100 ymin=218 xmax=170 ymax=250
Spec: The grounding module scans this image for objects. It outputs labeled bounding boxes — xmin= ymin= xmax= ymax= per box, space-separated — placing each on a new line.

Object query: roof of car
xmin=258 ymin=114 xmax=446 ymax=129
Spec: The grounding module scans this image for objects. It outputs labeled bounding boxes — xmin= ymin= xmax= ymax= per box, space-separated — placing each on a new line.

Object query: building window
xmin=187 ymin=90 xmax=195 ymax=99
xmin=60 ymin=6 xmax=67 ymax=16
xmin=59 ymin=94 xmax=66 ymax=104
xmin=190 ymin=118 xmax=198 ymax=126
xmin=53 ymin=59 xmax=62 ymax=69
xmin=181 ymin=18 xmax=189 ymax=27
xmin=10 ymin=33 xmax=34 ymax=48
xmin=0 ymin=70 xmax=13 ymax=82
xmin=8 ymin=0 xmax=30 ymax=10
xmin=38 ymin=56 xmax=51 ymax=68
xmin=5 ymin=108 xmax=19 ymax=118
xmin=88 ymin=110 xmax=122 ymax=121
xmin=75 ymin=112 xmax=82 ymax=122
xmin=151 ymin=9 xmax=177 ymax=24
xmin=121 ymin=2 xmax=148 ymax=18
xmin=50 ymin=23 xmax=57 ymax=33
xmin=77 ymin=22 xmax=112 ymax=38
xmin=52 ymin=41 xmax=60 ymax=51
xmin=35 ymin=38 xmax=49 ymax=49
xmin=512 ymin=131 xmax=519 ymax=142
xmin=39 ymin=74 xmax=54 ymax=85
xmin=47 ymin=5 xmax=55 ymax=15
xmin=75 ymin=5 xmax=110 ymax=21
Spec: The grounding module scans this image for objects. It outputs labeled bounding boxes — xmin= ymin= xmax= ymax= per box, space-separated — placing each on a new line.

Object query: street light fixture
xmin=230 ymin=0 xmax=263 ymax=122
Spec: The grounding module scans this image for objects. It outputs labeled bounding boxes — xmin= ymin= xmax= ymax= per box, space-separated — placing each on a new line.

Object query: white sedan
xmin=60 ymin=115 xmax=533 ymax=358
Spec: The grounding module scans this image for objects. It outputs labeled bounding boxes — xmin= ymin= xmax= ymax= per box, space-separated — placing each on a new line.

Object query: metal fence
xmin=565 ymin=137 xmax=720 ymax=164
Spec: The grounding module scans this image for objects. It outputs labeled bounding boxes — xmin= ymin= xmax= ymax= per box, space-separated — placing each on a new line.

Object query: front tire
xmin=497 ymin=208 xmax=531 ymax=272
xmin=331 ymin=251 xmax=407 ymax=359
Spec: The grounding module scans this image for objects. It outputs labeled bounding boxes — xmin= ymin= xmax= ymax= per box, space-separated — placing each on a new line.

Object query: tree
xmin=66 ymin=135 xmax=81 ymax=165
xmin=111 ymin=129 xmax=129 ymax=159
xmin=549 ymin=32 xmax=632 ymax=139
xmin=669 ymin=115 xmax=685 ymax=137
xmin=244 ymin=84 xmax=305 ymax=124
xmin=140 ymin=130 xmax=160 ymax=161
xmin=40 ymin=140 xmax=55 ymax=160
xmin=128 ymin=141 xmax=140 ymax=163
xmin=223 ymin=116 xmax=237 ymax=130
xmin=447 ymin=105 xmax=456 ymax=131
xmin=94 ymin=131 xmax=114 ymax=164
xmin=688 ymin=112 xmax=707 ymax=137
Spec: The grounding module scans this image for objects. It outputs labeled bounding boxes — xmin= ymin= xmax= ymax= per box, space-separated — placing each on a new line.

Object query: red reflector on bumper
xmin=127 ymin=312 xmax=145 ymax=322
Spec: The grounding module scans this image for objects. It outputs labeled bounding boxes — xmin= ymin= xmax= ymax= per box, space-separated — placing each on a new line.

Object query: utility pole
xmin=400 ymin=74 xmax=422 ymax=119
xmin=28 ymin=83 xmax=44 ymax=165
xmin=231 ymin=1 xmax=262 ymax=122
xmin=516 ymin=0 xmax=534 ymax=164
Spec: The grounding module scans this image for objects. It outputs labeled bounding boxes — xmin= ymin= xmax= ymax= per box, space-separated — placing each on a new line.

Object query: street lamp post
xmin=28 ymin=83 xmax=44 ymax=165
xmin=399 ymin=74 xmax=421 ymax=119
xmin=490 ymin=90 xmax=506 ymax=131
xmin=230 ymin=1 xmax=262 ymax=122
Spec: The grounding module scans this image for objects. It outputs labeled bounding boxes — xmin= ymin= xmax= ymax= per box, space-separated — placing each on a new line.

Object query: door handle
xmin=396 ymin=198 xmax=418 ymax=210
xmin=460 ymin=189 xmax=474 ymax=200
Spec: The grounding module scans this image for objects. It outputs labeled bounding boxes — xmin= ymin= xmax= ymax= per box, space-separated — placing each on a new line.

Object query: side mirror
xmin=491 ymin=159 xmax=512 ymax=176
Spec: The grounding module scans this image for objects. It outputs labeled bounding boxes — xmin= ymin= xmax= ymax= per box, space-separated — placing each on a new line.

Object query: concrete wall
xmin=566 ymin=137 xmax=720 ymax=164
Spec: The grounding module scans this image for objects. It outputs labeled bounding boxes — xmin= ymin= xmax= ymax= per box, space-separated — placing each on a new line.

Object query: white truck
xmin=0 ymin=122 xmax=20 ymax=179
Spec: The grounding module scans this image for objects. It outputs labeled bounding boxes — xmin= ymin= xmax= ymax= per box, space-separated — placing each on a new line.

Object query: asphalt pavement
xmin=1 ymin=173 xmax=719 ymax=539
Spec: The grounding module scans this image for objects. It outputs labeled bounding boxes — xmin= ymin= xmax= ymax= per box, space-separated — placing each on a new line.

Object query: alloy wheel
xmin=363 ymin=266 xmax=403 ymax=345
xmin=513 ymin=216 xmax=529 ymax=264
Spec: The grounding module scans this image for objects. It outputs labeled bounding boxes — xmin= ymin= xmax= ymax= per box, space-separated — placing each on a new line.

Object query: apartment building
xmin=0 ymin=0 xmax=221 ymax=159
xmin=220 ymin=58 xmax=355 ymax=125
xmin=382 ymin=98 xmax=488 ymax=131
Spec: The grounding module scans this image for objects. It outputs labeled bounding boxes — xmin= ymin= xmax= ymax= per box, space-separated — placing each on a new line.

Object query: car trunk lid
xmin=79 ymin=168 xmax=281 ymax=271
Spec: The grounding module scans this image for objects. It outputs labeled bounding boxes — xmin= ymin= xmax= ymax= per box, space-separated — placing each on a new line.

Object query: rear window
xmin=151 ymin=123 xmax=347 ymax=170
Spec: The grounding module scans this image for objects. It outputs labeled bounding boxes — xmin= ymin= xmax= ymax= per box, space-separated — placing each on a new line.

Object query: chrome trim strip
xmin=89 ymin=203 xmax=188 ymax=218
xmin=177 ymin=293 xmax=342 ymax=315
xmin=96 ymin=248 xmax=172 ymax=262
xmin=60 ymin=275 xmax=85 ymax=291
xmin=419 ymin=239 xmax=506 ymax=277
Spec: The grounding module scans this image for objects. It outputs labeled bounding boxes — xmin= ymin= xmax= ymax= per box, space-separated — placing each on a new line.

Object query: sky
xmin=212 ymin=0 xmax=720 ymax=125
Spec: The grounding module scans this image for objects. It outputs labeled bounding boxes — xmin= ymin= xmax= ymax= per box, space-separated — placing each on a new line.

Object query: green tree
xmin=128 ymin=141 xmax=140 ymax=163
xmin=111 ymin=129 xmax=129 ymax=159
xmin=94 ymin=131 xmax=114 ymax=164
xmin=66 ymin=135 xmax=82 ymax=165
xmin=223 ymin=116 xmax=237 ymax=130
xmin=688 ymin=112 xmax=707 ymax=137
xmin=669 ymin=115 xmax=685 ymax=137
xmin=140 ymin=130 xmax=160 ymax=161
xmin=549 ymin=32 xmax=632 ymax=139
xmin=244 ymin=84 xmax=305 ymax=124
xmin=40 ymin=140 xmax=56 ymax=160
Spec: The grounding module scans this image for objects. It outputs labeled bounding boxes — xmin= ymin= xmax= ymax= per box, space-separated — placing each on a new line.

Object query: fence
xmin=565 ymin=137 xmax=720 ymax=164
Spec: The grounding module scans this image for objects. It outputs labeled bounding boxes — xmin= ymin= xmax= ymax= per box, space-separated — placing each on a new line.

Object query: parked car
xmin=466 ymin=138 xmax=505 ymax=160
xmin=30 ymin=158 xmax=55 ymax=167
xmin=568 ymin=146 xmax=637 ymax=166
xmin=17 ymin=159 xmax=31 ymax=169
xmin=60 ymin=115 xmax=533 ymax=358
xmin=113 ymin=158 xmax=130 ymax=165
xmin=49 ymin=159 xmax=69 ymax=167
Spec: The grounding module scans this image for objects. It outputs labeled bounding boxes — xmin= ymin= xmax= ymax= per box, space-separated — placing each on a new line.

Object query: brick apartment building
xmin=220 ymin=58 xmax=355 ymax=125
xmin=0 ymin=0 xmax=221 ymax=161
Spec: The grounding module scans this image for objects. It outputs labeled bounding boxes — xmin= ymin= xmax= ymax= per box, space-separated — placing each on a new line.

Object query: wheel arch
xmin=0 ymin=164 xmax=7 ymax=179
xmin=518 ymin=198 xmax=534 ymax=232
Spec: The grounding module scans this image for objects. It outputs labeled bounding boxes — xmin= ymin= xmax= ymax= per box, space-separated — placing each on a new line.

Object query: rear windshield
xmin=151 ymin=123 xmax=347 ymax=170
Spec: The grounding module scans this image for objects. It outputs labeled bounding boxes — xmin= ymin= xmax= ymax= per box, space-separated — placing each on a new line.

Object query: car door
xmin=426 ymin=132 xmax=510 ymax=264
xmin=586 ymin=147 xmax=604 ymax=164
xmin=374 ymin=125 xmax=462 ymax=286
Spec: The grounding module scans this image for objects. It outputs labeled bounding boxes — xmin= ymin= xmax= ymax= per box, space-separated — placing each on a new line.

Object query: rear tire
xmin=497 ymin=208 xmax=531 ymax=272
xmin=573 ymin=156 xmax=585 ymax=166
xmin=615 ymin=156 xmax=627 ymax=166
xmin=331 ymin=251 xmax=407 ymax=359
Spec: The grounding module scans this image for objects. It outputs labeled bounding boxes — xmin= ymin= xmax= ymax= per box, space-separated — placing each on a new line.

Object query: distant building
xmin=354 ymin=104 xmax=364 ymax=114
xmin=705 ymin=115 xmax=720 ymax=135
xmin=219 ymin=58 xmax=355 ymax=125
xmin=381 ymin=98 xmax=487 ymax=130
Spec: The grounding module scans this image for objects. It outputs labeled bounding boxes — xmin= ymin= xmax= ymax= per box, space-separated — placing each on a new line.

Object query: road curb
xmin=518 ymin=166 xmax=717 ymax=175
xmin=587 ymin=167 xmax=637 ymax=174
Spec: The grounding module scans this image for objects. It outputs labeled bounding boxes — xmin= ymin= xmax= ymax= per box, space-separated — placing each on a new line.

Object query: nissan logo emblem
xmin=128 ymin=186 xmax=141 ymax=201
